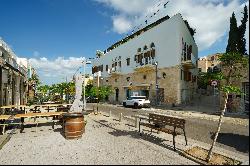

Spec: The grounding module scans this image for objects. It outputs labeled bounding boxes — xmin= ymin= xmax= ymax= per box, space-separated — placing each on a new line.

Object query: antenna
xmin=130 ymin=0 xmax=170 ymax=35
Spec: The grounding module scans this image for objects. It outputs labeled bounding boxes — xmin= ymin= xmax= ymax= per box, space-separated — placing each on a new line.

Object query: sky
xmin=0 ymin=0 xmax=249 ymax=85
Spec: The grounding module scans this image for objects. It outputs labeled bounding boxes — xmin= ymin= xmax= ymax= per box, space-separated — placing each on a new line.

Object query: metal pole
xmin=66 ymin=76 xmax=68 ymax=104
xmin=155 ymin=62 xmax=158 ymax=106
xmin=214 ymin=85 xmax=216 ymax=112
xmin=97 ymin=71 xmax=99 ymax=114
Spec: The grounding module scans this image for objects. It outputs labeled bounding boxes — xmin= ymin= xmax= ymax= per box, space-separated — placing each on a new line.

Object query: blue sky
xmin=0 ymin=0 xmax=248 ymax=85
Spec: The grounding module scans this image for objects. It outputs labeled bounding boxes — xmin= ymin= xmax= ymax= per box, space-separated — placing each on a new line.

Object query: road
xmin=87 ymin=103 xmax=249 ymax=156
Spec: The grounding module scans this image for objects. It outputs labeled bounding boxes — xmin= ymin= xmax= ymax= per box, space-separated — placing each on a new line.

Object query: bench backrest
xmin=149 ymin=113 xmax=185 ymax=129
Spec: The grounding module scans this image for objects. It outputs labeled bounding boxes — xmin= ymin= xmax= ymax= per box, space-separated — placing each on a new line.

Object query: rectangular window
xmin=151 ymin=49 xmax=155 ymax=58
xmin=115 ymin=62 xmax=117 ymax=67
xmin=145 ymin=57 xmax=148 ymax=65
xmin=188 ymin=72 xmax=192 ymax=82
xmin=198 ymin=68 xmax=202 ymax=72
xmin=106 ymin=65 xmax=108 ymax=71
xmin=183 ymin=43 xmax=186 ymax=60
xmin=181 ymin=70 xmax=183 ymax=80
xmin=100 ymin=65 xmax=103 ymax=72
xmin=126 ymin=58 xmax=130 ymax=66
xmin=134 ymin=55 xmax=137 ymax=62
xmin=119 ymin=61 xmax=121 ymax=67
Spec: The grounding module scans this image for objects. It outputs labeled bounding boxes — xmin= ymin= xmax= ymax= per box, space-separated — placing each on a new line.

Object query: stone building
xmin=92 ymin=14 xmax=199 ymax=106
xmin=198 ymin=53 xmax=249 ymax=114
xmin=198 ymin=53 xmax=222 ymax=73
xmin=0 ymin=38 xmax=29 ymax=108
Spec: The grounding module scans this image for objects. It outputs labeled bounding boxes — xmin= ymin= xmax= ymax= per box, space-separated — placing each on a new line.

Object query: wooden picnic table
xmin=0 ymin=115 xmax=11 ymax=120
xmin=0 ymin=111 xmax=68 ymax=134
xmin=29 ymin=104 xmax=70 ymax=113
xmin=14 ymin=112 xmax=66 ymax=118
xmin=0 ymin=105 xmax=29 ymax=114
xmin=0 ymin=115 xmax=13 ymax=135
xmin=14 ymin=112 xmax=67 ymax=133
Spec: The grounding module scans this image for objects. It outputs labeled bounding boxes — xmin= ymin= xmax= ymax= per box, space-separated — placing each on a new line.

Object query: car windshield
xmin=131 ymin=96 xmax=146 ymax=100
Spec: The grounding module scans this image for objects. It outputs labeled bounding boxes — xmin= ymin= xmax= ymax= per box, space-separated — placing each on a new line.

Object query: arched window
xmin=143 ymin=45 xmax=148 ymax=50
xmin=150 ymin=42 xmax=155 ymax=48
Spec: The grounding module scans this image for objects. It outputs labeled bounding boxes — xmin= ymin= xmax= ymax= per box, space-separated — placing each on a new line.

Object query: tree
xmin=197 ymin=70 xmax=222 ymax=90
xmin=206 ymin=52 xmax=248 ymax=162
xmin=226 ymin=12 xmax=239 ymax=53
xmin=98 ymin=86 xmax=113 ymax=101
xmin=238 ymin=5 xmax=248 ymax=55
xmin=184 ymin=20 xmax=196 ymax=37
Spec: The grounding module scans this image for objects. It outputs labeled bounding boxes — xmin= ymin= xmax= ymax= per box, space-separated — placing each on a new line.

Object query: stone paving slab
xmin=0 ymin=113 xmax=248 ymax=165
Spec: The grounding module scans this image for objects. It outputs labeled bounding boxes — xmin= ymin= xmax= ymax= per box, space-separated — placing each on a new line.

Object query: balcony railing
xmin=135 ymin=58 xmax=156 ymax=68
xmin=181 ymin=53 xmax=196 ymax=69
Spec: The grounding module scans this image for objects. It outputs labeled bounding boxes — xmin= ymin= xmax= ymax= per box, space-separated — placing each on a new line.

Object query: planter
xmin=62 ymin=112 xmax=86 ymax=140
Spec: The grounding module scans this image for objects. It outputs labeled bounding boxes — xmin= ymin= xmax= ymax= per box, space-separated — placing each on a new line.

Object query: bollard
xmin=109 ymin=110 xmax=112 ymax=117
xmin=119 ymin=113 xmax=123 ymax=122
xmin=135 ymin=116 xmax=139 ymax=128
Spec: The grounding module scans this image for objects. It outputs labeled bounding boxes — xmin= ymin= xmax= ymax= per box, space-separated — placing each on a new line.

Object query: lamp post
xmin=154 ymin=61 xmax=158 ymax=106
xmin=96 ymin=71 xmax=102 ymax=114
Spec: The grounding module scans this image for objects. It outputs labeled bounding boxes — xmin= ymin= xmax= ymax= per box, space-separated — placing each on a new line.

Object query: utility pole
xmin=154 ymin=62 xmax=159 ymax=106
xmin=96 ymin=71 xmax=100 ymax=114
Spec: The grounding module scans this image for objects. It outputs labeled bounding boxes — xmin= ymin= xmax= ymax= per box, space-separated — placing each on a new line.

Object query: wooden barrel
xmin=63 ymin=113 xmax=85 ymax=139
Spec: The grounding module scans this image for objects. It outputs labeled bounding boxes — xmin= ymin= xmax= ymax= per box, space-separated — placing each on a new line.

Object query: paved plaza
xmin=0 ymin=113 xmax=248 ymax=165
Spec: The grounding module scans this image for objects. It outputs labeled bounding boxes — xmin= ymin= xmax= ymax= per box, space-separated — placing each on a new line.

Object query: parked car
xmin=123 ymin=96 xmax=150 ymax=108
xmin=86 ymin=96 xmax=99 ymax=103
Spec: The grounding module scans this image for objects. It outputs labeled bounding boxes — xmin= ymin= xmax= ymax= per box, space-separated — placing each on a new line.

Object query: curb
xmin=180 ymin=151 xmax=208 ymax=165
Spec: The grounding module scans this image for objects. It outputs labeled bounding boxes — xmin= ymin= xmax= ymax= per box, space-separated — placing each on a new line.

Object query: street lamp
xmin=96 ymin=71 xmax=103 ymax=114
xmin=153 ymin=61 xmax=159 ymax=106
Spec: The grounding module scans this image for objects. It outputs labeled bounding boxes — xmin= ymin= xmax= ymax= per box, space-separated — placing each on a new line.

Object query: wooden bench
xmin=139 ymin=113 xmax=188 ymax=151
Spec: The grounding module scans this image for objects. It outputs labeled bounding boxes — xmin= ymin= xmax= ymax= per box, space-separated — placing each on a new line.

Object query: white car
xmin=123 ymin=96 xmax=150 ymax=108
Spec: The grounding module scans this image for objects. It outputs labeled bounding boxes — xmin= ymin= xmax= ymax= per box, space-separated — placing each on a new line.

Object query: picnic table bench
xmin=0 ymin=112 xmax=66 ymax=134
xmin=139 ymin=113 xmax=188 ymax=151
xmin=15 ymin=112 xmax=66 ymax=133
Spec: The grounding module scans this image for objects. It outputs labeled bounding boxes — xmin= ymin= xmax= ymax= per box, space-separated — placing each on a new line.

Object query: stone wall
xmin=219 ymin=63 xmax=249 ymax=113
xmin=93 ymin=65 xmax=197 ymax=106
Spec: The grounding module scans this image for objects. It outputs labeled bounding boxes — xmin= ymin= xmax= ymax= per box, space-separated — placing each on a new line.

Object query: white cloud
xmin=29 ymin=56 xmax=87 ymax=85
xmin=112 ymin=15 xmax=132 ymax=34
xmin=95 ymin=0 xmax=249 ymax=52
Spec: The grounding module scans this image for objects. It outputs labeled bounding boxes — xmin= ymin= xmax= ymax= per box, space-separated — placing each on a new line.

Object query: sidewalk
xmin=143 ymin=107 xmax=249 ymax=126
xmin=0 ymin=113 xmax=248 ymax=165
xmin=98 ymin=112 xmax=249 ymax=165
xmin=99 ymin=103 xmax=249 ymax=126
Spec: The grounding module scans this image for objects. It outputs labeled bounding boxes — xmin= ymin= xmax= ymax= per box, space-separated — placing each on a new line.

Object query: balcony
xmin=134 ymin=63 xmax=155 ymax=73
xmin=109 ymin=67 xmax=122 ymax=77
xmin=181 ymin=53 xmax=196 ymax=69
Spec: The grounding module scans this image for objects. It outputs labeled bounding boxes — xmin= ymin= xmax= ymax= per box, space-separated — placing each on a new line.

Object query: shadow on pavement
xmin=210 ymin=132 xmax=249 ymax=153
xmin=92 ymin=119 xmax=183 ymax=153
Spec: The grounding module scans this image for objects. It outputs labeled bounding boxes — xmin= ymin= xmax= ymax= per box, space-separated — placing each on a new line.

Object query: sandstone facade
xmin=94 ymin=65 xmax=197 ymax=106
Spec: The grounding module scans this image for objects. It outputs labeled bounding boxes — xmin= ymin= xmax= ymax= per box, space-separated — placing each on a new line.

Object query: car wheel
xmin=134 ymin=103 xmax=138 ymax=109
xmin=123 ymin=102 xmax=127 ymax=107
